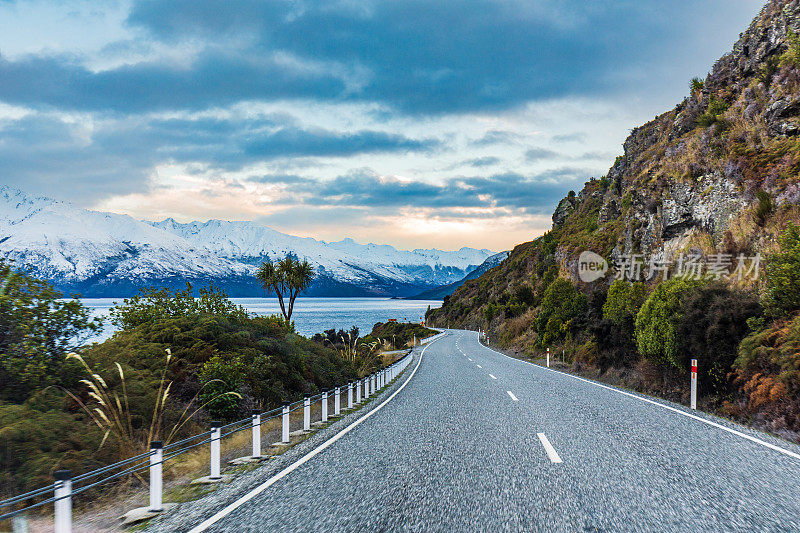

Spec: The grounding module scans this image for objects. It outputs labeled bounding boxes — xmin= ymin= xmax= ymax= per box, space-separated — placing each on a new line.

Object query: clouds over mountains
xmin=0 ymin=0 xmax=762 ymax=248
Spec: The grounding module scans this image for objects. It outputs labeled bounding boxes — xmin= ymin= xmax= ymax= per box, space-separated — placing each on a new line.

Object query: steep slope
xmin=429 ymin=0 xmax=800 ymax=335
xmin=0 ymin=186 xmax=493 ymax=297
xmin=406 ymin=251 xmax=509 ymax=300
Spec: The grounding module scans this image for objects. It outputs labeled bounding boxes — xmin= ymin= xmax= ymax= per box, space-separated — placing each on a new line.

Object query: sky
xmin=0 ymin=0 xmax=764 ymax=251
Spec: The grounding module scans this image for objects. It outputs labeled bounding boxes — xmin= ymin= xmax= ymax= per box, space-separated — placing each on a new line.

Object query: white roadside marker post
xmin=691 ymin=359 xmax=698 ymax=410
xmin=149 ymin=441 xmax=163 ymax=512
xmin=321 ymin=391 xmax=328 ymax=423
xmin=348 ymin=382 xmax=353 ymax=408
xmin=334 ymin=386 xmax=341 ymax=416
xmin=210 ymin=422 xmax=221 ymax=480
xmin=303 ymin=396 xmax=311 ymax=431
xmin=251 ymin=410 xmax=261 ymax=458
xmin=547 ymin=348 xmax=550 ymax=368
xmin=54 ymin=470 xmax=72 ymax=533
xmin=281 ymin=403 xmax=290 ymax=443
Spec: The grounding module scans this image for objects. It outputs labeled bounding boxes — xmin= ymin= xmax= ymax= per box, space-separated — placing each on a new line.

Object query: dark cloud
xmin=270 ymin=167 xmax=590 ymax=215
xmin=0 ymin=1 xmax=761 ymax=115
xmin=0 ymin=113 xmax=439 ymax=202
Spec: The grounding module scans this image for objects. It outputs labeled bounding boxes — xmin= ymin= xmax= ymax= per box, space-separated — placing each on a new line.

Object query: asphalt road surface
xmin=165 ymin=329 xmax=800 ymax=532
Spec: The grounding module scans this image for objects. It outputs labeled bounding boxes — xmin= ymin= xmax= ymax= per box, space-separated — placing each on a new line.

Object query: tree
xmin=535 ymin=278 xmax=586 ymax=347
xmin=635 ymin=277 xmax=704 ymax=368
xmin=603 ymin=280 xmax=646 ymax=327
xmin=257 ymin=255 xmax=315 ymax=323
xmin=764 ymin=223 xmax=800 ymax=318
xmin=0 ymin=262 xmax=100 ymax=402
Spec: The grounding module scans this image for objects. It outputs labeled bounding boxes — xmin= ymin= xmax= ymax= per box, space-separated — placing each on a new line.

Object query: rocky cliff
xmin=428 ymin=0 xmax=800 ymax=335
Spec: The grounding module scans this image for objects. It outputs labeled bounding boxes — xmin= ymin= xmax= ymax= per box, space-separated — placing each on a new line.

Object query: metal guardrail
xmin=0 ymin=346 xmax=419 ymax=531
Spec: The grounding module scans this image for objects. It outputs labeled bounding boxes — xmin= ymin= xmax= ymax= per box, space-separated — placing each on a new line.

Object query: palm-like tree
xmin=256 ymin=255 xmax=315 ymax=323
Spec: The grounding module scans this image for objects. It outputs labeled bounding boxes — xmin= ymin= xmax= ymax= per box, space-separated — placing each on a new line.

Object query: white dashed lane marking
xmin=507 ymin=391 xmax=518 ymax=402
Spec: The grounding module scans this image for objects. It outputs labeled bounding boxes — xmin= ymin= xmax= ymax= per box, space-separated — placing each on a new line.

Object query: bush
xmin=780 ymin=29 xmax=800 ymax=69
xmin=690 ymin=76 xmax=704 ymax=96
xmin=635 ymin=277 xmax=705 ymax=367
xmin=535 ymin=278 xmax=586 ymax=347
xmin=0 ymin=263 xmax=100 ymax=403
xmin=674 ymin=284 xmax=760 ymax=393
xmin=764 ymin=223 xmax=800 ymax=318
xmin=733 ymin=314 xmax=800 ymax=434
xmin=603 ymin=280 xmax=646 ymax=327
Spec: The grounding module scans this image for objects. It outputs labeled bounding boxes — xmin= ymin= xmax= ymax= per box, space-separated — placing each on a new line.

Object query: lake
xmin=81 ymin=297 xmax=442 ymax=343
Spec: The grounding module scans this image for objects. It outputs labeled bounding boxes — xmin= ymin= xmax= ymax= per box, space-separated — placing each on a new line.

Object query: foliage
xmin=602 ymin=280 xmax=646 ymax=326
xmin=535 ymin=278 xmax=586 ymax=347
xmin=755 ymin=190 xmax=774 ymax=226
xmin=0 ymin=263 xmax=101 ymax=403
xmin=690 ymin=76 xmax=705 ymax=96
xmin=779 ymin=28 xmax=800 ymax=68
xmin=256 ymin=255 xmax=315 ymax=323
xmin=696 ymin=97 xmax=730 ymax=128
xmin=674 ymin=284 xmax=760 ymax=393
xmin=764 ymin=223 xmax=800 ymax=318
xmin=362 ymin=321 xmax=436 ymax=349
xmin=66 ymin=350 xmax=240 ymax=456
xmin=110 ymin=283 xmax=248 ymax=331
xmin=634 ymin=277 xmax=705 ymax=368
xmin=733 ymin=314 xmax=800 ymax=434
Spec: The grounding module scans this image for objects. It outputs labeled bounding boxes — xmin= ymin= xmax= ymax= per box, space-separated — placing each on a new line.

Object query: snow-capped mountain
xmin=0 ymin=186 xmax=494 ymax=297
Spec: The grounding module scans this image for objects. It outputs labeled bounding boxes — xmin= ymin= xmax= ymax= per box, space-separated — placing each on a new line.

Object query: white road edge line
xmin=507 ymin=390 xmax=518 ymax=402
xmin=187 ymin=335 xmax=442 ymax=533
xmin=489 ymin=374 xmax=497 ymax=380
xmin=480 ymin=335 xmax=800 ymax=461
xmin=537 ymin=433 xmax=563 ymax=463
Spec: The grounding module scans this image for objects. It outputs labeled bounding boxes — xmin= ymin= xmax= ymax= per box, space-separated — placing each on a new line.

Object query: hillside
xmin=0 ymin=186 xmax=493 ymax=297
xmin=428 ymin=0 xmax=800 ymax=440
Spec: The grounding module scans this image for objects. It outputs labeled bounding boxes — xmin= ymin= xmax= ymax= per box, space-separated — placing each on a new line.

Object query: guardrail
xmin=0 ymin=346 xmax=418 ymax=532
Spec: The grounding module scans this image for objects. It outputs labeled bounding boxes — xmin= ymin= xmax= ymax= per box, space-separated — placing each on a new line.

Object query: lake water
xmin=81 ymin=297 xmax=442 ymax=343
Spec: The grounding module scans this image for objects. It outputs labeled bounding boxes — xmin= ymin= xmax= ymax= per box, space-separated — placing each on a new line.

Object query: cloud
xmin=471 ymin=130 xmax=526 ymax=146
xmin=525 ymin=147 xmax=560 ymax=162
xmin=263 ymin=167 xmax=590 ymax=215
xmin=551 ymin=132 xmax=588 ymax=144
xmin=462 ymin=156 xmax=501 ymax=167
xmin=0 ymin=113 xmax=441 ymax=203
xmin=0 ymin=0 xmax=762 ymax=115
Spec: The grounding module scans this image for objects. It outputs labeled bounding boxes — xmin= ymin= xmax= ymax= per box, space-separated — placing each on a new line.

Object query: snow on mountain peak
xmin=0 ymin=186 xmax=495 ymax=296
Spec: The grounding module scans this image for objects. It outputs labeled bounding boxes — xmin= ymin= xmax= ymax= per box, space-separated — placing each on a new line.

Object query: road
xmin=170 ymin=329 xmax=800 ymax=532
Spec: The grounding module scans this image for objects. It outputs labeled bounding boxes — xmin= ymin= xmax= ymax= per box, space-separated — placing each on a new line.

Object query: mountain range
xmin=0 ymin=186 xmax=495 ymax=297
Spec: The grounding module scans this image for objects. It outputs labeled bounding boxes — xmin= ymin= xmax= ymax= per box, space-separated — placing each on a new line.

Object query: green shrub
xmin=634 ymin=277 xmax=705 ymax=367
xmin=764 ymin=223 xmax=800 ymax=317
xmin=689 ymin=76 xmax=704 ymax=96
xmin=780 ymin=29 xmax=800 ymax=68
xmin=535 ymin=278 xmax=586 ymax=347
xmin=603 ymin=280 xmax=646 ymax=326
xmin=696 ymin=97 xmax=730 ymax=128
xmin=0 ymin=263 xmax=100 ymax=403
